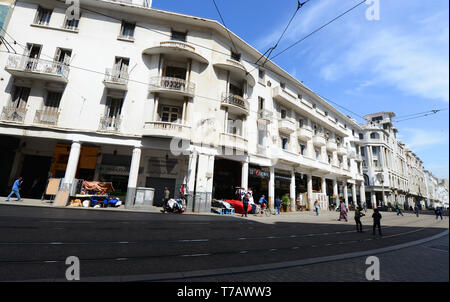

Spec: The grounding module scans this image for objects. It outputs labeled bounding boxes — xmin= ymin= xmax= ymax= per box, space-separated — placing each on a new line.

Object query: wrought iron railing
xmin=6 ymin=54 xmax=70 ymax=80
xmin=1 ymin=106 xmax=26 ymax=123
xmin=149 ymin=76 xmax=195 ymax=95
xmin=34 ymin=110 xmax=60 ymax=125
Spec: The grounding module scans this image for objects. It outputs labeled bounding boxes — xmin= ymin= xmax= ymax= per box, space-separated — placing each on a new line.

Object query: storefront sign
xmin=100 ymin=165 xmax=129 ymax=176
xmin=275 ymin=174 xmax=291 ymax=182
xmin=249 ymin=168 xmax=270 ymax=179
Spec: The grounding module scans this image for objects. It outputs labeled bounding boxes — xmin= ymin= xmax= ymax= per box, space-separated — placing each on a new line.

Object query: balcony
xmin=143 ymin=41 xmax=209 ymax=65
xmin=337 ymin=145 xmax=347 ymax=156
xmin=278 ymin=118 xmax=296 ymax=134
xmin=221 ymin=93 xmax=249 ymax=116
xmin=272 ymin=86 xmax=297 ymax=107
xmin=326 ymin=139 xmax=338 ymax=152
xmin=312 ymin=134 xmax=326 ymax=147
xmin=213 ymin=58 xmax=255 ymax=86
xmin=103 ymin=68 xmax=128 ymax=91
xmin=5 ymin=54 xmax=69 ymax=83
xmin=1 ymin=106 xmax=26 ymax=123
xmin=143 ymin=121 xmax=192 ymax=140
xmin=297 ymin=127 xmax=313 ymax=140
xmin=34 ymin=110 xmax=59 ymax=126
xmin=98 ymin=116 xmax=121 ymax=133
xmin=257 ymin=109 xmax=273 ymax=123
xmin=220 ymin=132 xmax=248 ymax=152
xmin=149 ymin=76 xmax=195 ymax=98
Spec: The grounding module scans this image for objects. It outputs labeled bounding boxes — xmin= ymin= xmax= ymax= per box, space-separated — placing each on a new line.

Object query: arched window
xmin=370 ymin=132 xmax=380 ymax=139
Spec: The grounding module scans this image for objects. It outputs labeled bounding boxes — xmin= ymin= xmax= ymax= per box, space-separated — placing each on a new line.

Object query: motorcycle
xmin=162 ymin=198 xmax=186 ymax=214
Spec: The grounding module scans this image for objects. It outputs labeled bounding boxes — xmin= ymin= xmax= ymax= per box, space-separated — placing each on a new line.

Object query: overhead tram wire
xmin=211 ymin=0 xmax=238 ymax=54
xmin=255 ymin=0 xmax=310 ymax=67
xmin=393 ymin=109 xmax=448 ymax=123
xmin=394 ymin=109 xmax=449 ymax=120
xmin=249 ymin=0 xmax=367 ymax=76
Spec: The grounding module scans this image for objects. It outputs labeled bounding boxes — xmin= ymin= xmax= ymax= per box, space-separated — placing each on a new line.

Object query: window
xmin=315 ymin=148 xmax=321 ymax=160
xmin=54 ymin=48 xmax=72 ymax=64
xmin=359 ymin=133 xmax=364 ymax=139
xmin=370 ymin=132 xmax=380 ymax=139
xmin=327 ymin=153 xmax=332 ymax=164
xmin=44 ymin=91 xmax=62 ymax=111
xmin=106 ymin=97 xmax=123 ymax=118
xmin=372 ymin=116 xmax=383 ymax=122
xmin=312 ymin=103 xmax=317 ymax=109
xmin=280 ymin=82 xmax=286 ymax=90
xmin=227 ymin=115 xmax=242 ymax=136
xmin=280 ymin=109 xmax=287 ymax=119
xmin=120 ymin=21 xmax=135 ymax=39
xmin=229 ymin=83 xmax=243 ymax=97
xmin=361 ymin=148 xmax=365 ymax=157
xmin=258 ymin=97 xmax=265 ymax=110
xmin=299 ymin=142 xmax=306 ymax=155
xmin=281 ymin=137 xmax=289 ymax=150
xmin=161 ymin=106 xmax=180 ymax=123
xmin=10 ymin=86 xmax=30 ymax=109
xmin=298 ymin=118 xmax=304 ymax=128
xmin=231 ymin=51 xmax=241 ymax=62
xmin=258 ymin=69 xmax=265 ymax=84
xmin=298 ymin=93 xmax=302 ymax=100
xmin=64 ymin=16 xmax=79 ymax=30
xmin=35 ymin=7 xmax=52 ymax=26
xmin=324 ymin=111 xmax=328 ymax=116
xmin=171 ymin=30 xmax=187 ymax=42
xmin=164 ymin=65 xmax=186 ymax=80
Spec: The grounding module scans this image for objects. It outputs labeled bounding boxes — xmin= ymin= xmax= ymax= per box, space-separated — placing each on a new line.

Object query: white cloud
xmin=399 ymin=128 xmax=449 ymax=149
xmin=319 ymin=15 xmax=449 ymax=102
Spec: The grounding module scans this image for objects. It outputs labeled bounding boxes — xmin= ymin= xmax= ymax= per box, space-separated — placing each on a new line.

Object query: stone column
xmin=125 ymin=147 xmax=141 ymax=208
xmin=333 ymin=179 xmax=338 ymax=197
xmin=185 ymin=151 xmax=198 ymax=212
xmin=352 ymin=183 xmax=357 ymax=207
xmin=321 ymin=177 xmax=327 ymax=195
xmin=269 ymin=166 xmax=275 ymax=211
xmin=241 ymin=161 xmax=249 ymax=190
xmin=360 ymin=183 xmax=366 ymax=205
xmin=371 ymin=191 xmax=377 ymax=208
xmin=290 ymin=170 xmax=296 ymax=212
xmin=307 ymin=174 xmax=313 ymax=211
xmin=62 ymin=141 xmax=81 ymax=189
xmin=343 ymin=181 xmax=349 ymax=209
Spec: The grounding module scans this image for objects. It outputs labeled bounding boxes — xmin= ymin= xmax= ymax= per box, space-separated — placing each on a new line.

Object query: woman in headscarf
xmin=338 ymin=200 xmax=348 ymax=222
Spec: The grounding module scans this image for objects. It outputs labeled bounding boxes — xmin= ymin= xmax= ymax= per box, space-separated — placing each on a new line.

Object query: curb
xmin=16 ymin=229 xmax=449 ymax=282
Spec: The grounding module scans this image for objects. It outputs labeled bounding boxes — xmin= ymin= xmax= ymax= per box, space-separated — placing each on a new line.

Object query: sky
xmin=152 ymin=0 xmax=450 ymax=179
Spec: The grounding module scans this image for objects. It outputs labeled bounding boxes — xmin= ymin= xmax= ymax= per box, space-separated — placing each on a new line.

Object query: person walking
xmin=274 ymin=196 xmax=281 ymax=215
xmin=5 ymin=177 xmax=23 ymax=202
xmin=395 ymin=204 xmax=404 ymax=216
xmin=338 ymin=200 xmax=348 ymax=222
xmin=355 ymin=206 xmax=365 ymax=232
xmin=242 ymin=193 xmax=249 ymax=217
xmin=372 ymin=208 xmax=382 ymax=236
xmin=161 ymin=186 xmax=171 ymax=213
xmin=258 ymin=195 xmax=268 ymax=215
xmin=435 ymin=207 xmax=443 ymax=220
xmin=414 ymin=204 xmax=419 ymax=218
xmin=314 ymin=200 xmax=319 ymax=216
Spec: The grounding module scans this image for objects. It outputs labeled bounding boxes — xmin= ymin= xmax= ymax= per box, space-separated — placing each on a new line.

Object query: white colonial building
xmin=0 ymin=0 xmax=445 ymax=212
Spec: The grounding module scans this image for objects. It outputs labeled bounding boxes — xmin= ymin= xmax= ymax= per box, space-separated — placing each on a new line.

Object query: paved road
xmin=0 ymin=204 xmax=447 ymax=281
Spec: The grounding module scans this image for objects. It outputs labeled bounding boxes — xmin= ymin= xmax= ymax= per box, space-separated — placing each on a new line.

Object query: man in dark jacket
xmin=372 ymin=208 xmax=382 ymax=236
xmin=355 ymin=206 xmax=365 ymax=232
xmin=242 ymin=193 xmax=249 ymax=218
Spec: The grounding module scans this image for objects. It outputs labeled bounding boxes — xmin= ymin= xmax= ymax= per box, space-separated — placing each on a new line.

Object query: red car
xmin=223 ymin=200 xmax=253 ymax=214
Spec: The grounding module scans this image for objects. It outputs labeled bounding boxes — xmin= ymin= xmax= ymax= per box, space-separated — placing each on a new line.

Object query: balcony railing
xmin=104 ymin=68 xmax=129 ymax=85
xmin=149 ymin=76 xmax=195 ymax=96
xmin=220 ymin=132 xmax=248 ymax=151
xmin=6 ymin=54 xmax=70 ymax=81
xmin=99 ymin=116 xmax=121 ymax=132
xmin=34 ymin=110 xmax=59 ymax=125
xmin=221 ymin=93 xmax=249 ymax=111
xmin=143 ymin=121 xmax=192 ymax=139
xmin=1 ymin=106 xmax=26 ymax=123
xmin=160 ymin=41 xmax=195 ymax=52
xmin=257 ymin=109 xmax=273 ymax=121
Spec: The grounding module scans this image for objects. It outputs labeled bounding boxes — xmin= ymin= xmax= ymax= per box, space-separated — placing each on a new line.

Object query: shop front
xmin=275 ymin=172 xmax=291 ymax=201
xmin=248 ymin=165 xmax=270 ymax=201
xmin=212 ymin=158 xmax=242 ymax=200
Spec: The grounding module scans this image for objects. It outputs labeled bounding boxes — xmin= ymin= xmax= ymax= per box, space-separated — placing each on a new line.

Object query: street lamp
xmin=376 ymin=173 xmax=385 ymax=207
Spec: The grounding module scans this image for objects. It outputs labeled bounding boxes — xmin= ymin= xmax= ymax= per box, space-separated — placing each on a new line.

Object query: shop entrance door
xmin=213 ymin=159 xmax=242 ymax=200
xmin=20 ymin=155 xmax=52 ymax=199
xmin=146 ymin=177 xmax=176 ymax=207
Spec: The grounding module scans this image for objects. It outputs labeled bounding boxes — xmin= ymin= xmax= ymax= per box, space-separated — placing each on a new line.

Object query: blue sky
xmin=153 ymin=0 xmax=449 ymax=179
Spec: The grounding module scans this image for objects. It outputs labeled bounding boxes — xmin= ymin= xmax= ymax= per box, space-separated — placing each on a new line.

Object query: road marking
xmin=269 ymin=249 xmax=277 ymax=252
xmin=116 ymin=258 xmax=128 ymax=261
xmin=240 ymin=251 xmax=248 ymax=254
xmin=180 ymin=254 xmax=210 ymax=257
xmin=292 ymin=247 xmax=299 ymax=250
xmin=179 ymin=239 xmax=209 ymax=242
xmin=50 ymin=242 xmax=63 ymax=245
